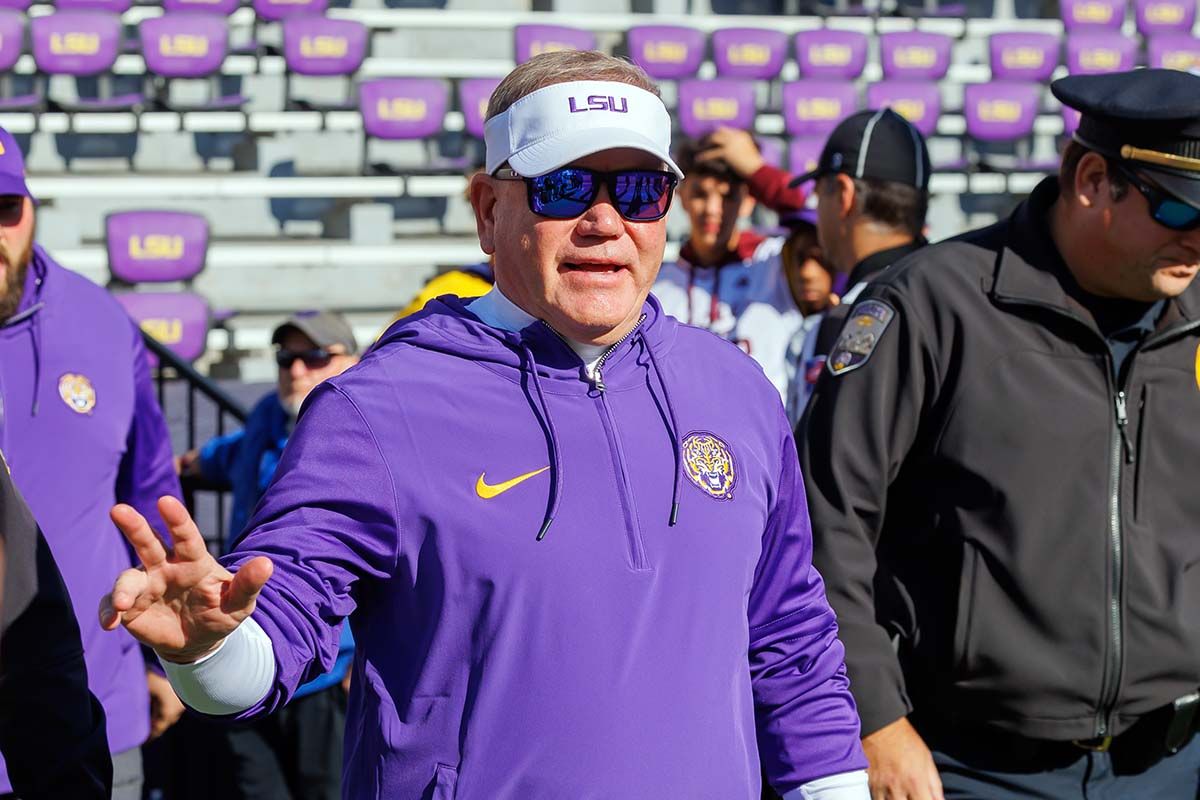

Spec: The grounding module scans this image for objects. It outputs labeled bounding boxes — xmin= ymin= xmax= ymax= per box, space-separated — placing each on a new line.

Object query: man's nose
xmin=576 ymin=184 xmax=623 ymax=237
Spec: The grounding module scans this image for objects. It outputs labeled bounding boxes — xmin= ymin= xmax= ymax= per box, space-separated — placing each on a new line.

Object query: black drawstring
xmin=643 ymin=337 xmax=682 ymax=527
xmin=520 ymin=342 xmax=562 ymax=542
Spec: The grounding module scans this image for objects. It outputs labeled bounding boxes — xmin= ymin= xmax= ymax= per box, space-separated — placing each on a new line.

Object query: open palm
xmin=100 ymin=496 xmax=273 ymax=664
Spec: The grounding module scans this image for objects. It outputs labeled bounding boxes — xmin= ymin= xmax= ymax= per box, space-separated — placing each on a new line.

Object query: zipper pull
xmin=591 ymin=367 xmax=606 ymax=393
xmin=1115 ymin=391 xmax=1134 ymax=464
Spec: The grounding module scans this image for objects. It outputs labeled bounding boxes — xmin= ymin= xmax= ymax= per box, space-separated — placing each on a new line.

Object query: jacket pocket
xmin=432 ymin=763 xmax=458 ymax=800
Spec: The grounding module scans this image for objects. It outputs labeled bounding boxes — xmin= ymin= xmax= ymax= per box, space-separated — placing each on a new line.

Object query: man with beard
xmin=0 ymin=127 xmax=182 ymax=799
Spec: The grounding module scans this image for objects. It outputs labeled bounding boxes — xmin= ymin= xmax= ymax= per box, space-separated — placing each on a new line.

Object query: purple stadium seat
xmin=1060 ymin=0 xmax=1126 ymax=30
xmin=711 ymin=28 xmax=787 ymax=80
xmin=115 ymin=292 xmax=211 ymax=363
xmin=32 ymin=11 xmax=143 ymax=110
xmin=0 ymin=10 xmax=37 ymax=111
xmin=878 ymin=31 xmax=953 ymax=80
xmin=627 ymin=25 xmax=705 ymax=80
xmin=1135 ymin=0 xmax=1197 ymax=36
xmin=141 ymin=15 xmax=244 ymax=110
xmin=360 ymin=78 xmax=447 ymax=140
xmin=55 ymin=0 xmax=131 ymax=12
xmin=963 ymin=82 xmax=1039 ymax=143
xmin=794 ymin=29 xmax=868 ymax=80
xmin=460 ymin=77 xmax=500 ymax=139
xmin=282 ymin=17 xmax=366 ymax=76
xmin=1148 ymin=33 xmax=1200 ymax=71
xmin=0 ymin=0 xmax=31 ymax=10
xmin=866 ymin=81 xmax=941 ymax=138
xmin=676 ymin=79 xmax=757 ymax=139
xmin=33 ymin=12 xmax=122 ymax=76
xmin=989 ymin=32 xmax=1059 ymax=82
xmin=1066 ymin=31 xmax=1138 ymax=73
xmin=758 ymin=137 xmax=783 ymax=170
xmin=106 ymin=211 xmax=209 ymax=284
xmin=782 ymin=80 xmax=858 ymax=137
xmin=254 ymin=0 xmax=327 ymax=23
xmin=513 ymin=24 xmax=595 ymax=65
xmin=164 ymin=0 xmax=242 ymax=14
xmin=0 ymin=10 xmax=24 ymax=74
xmin=788 ymin=137 xmax=824 ymax=179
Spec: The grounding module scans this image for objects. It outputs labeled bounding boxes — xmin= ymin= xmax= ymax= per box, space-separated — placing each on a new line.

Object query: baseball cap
xmin=484 ymin=80 xmax=683 ymax=179
xmin=0 ymin=127 xmax=35 ymax=202
xmin=788 ymin=108 xmax=931 ymax=191
xmin=1052 ymin=68 xmax=1200 ymax=209
xmin=272 ymin=310 xmax=358 ymax=355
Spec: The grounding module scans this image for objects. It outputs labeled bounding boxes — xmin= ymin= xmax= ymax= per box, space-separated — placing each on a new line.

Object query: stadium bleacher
xmin=0 ymin=0 xmax=1192 ymax=378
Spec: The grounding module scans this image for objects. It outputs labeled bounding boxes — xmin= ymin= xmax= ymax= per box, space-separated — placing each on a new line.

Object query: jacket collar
xmin=846 ymin=239 xmax=926 ymax=288
xmin=991 ymin=177 xmax=1200 ymax=325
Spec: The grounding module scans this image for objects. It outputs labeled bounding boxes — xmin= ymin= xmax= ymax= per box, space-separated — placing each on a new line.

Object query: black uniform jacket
xmin=0 ymin=456 xmax=112 ymax=799
xmin=800 ymin=177 xmax=1200 ymax=742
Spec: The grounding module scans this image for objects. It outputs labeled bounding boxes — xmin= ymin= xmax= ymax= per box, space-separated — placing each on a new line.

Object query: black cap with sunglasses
xmin=272 ymin=310 xmax=358 ymax=369
xmin=1053 ymin=68 xmax=1200 ymax=231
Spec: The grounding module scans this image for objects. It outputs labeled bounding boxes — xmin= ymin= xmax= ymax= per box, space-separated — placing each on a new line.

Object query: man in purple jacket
xmin=0 ymin=126 xmax=183 ymax=799
xmin=101 ymin=52 xmax=868 ymax=799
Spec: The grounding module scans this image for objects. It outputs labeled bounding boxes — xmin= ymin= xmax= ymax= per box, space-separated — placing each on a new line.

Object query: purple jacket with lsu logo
xmin=220 ymin=293 xmax=865 ymax=798
xmin=0 ymin=247 xmax=180 ymax=791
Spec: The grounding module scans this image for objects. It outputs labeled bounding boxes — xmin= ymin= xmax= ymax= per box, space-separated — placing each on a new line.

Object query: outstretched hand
xmin=100 ymin=496 xmax=273 ymax=664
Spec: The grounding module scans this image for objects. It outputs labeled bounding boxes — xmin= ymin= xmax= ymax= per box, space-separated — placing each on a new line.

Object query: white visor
xmin=484 ymin=80 xmax=682 ymax=179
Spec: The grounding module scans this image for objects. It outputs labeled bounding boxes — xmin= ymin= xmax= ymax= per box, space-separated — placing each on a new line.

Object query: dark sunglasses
xmin=494 ymin=166 xmax=678 ymax=222
xmin=275 ymin=347 xmax=334 ymax=370
xmin=1114 ymin=164 xmax=1200 ymax=232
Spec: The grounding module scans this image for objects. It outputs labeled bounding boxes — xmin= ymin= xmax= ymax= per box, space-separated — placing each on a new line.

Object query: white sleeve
xmin=158 ymin=616 xmax=277 ymax=715
xmin=782 ymin=769 xmax=871 ymax=800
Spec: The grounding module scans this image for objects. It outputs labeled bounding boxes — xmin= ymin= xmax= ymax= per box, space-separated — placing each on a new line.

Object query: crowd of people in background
xmin=2 ymin=48 xmax=1200 ymax=800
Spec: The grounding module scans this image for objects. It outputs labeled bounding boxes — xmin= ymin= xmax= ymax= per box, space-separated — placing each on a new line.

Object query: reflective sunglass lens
xmin=1154 ymin=199 xmax=1200 ymax=231
xmin=613 ymin=172 xmax=674 ymax=221
xmin=530 ymin=169 xmax=596 ymax=218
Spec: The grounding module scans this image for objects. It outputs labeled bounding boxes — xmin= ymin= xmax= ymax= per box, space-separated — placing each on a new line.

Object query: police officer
xmin=786 ymin=109 xmax=931 ymax=419
xmin=799 ymin=68 xmax=1200 ymax=799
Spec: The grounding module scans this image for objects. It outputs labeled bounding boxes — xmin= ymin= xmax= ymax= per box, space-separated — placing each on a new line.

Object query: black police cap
xmin=1051 ymin=68 xmax=1200 ymax=209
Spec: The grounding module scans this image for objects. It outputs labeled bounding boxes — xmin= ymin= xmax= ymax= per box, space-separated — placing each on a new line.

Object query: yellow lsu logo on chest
xmin=58 ymin=373 xmax=96 ymax=414
xmin=682 ymin=431 xmax=737 ymax=501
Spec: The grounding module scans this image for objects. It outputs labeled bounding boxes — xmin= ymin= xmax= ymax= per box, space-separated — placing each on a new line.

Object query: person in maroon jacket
xmin=654 ymin=127 xmax=810 ymax=399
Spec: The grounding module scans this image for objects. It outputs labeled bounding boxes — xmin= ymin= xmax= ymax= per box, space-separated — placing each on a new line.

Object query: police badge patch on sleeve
xmin=827 ymin=299 xmax=896 ymax=376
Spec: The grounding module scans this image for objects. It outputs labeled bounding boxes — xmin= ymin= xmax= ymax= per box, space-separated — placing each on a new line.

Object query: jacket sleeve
xmin=218 ymin=381 xmax=399 ymax=719
xmin=198 ymin=430 xmax=245 ymax=488
xmin=0 ymin=469 xmax=112 ymax=799
xmin=746 ymin=164 xmax=808 ymax=217
xmin=797 ymin=285 xmax=938 ymax=736
xmin=752 ymin=405 xmax=868 ymax=793
xmin=115 ymin=323 xmax=184 ymax=536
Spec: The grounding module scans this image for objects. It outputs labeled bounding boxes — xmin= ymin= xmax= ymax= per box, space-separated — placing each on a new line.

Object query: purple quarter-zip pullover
xmin=221 ymin=293 xmax=866 ymax=798
xmin=0 ymin=247 xmax=181 ymax=791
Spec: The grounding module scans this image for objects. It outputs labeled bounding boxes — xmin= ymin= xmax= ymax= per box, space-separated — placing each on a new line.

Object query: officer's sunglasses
xmin=1114 ymin=164 xmax=1200 ymax=232
xmin=493 ymin=166 xmax=678 ymax=222
xmin=275 ymin=347 xmax=335 ymax=370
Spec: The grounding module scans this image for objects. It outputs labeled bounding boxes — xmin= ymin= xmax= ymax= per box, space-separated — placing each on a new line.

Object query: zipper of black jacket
xmin=1096 ymin=370 xmax=1126 ymax=740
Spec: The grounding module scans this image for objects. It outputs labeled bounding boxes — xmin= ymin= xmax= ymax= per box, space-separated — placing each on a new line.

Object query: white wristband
xmin=158 ymin=616 xmax=277 ymax=715
xmin=783 ymin=769 xmax=871 ymax=800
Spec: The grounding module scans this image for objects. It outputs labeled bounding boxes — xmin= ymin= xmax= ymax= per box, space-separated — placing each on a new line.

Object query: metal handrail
xmin=142 ymin=331 xmax=248 ymax=552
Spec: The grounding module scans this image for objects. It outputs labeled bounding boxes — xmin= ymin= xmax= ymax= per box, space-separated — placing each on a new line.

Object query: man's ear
xmin=1071 ymin=151 xmax=1112 ymax=210
xmin=835 ymin=173 xmax=857 ymax=220
xmin=469 ymin=172 xmax=499 ymax=255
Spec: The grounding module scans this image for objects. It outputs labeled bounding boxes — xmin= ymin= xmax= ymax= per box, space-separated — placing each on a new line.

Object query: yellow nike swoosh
xmin=475 ymin=466 xmax=550 ymax=499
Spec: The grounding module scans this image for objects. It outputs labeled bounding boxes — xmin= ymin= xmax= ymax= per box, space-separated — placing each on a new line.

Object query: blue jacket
xmin=199 ymin=391 xmax=352 ymax=698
